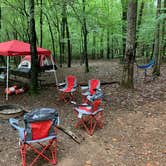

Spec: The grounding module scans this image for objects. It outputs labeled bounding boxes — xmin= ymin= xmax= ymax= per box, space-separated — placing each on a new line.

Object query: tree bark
xmin=0 ymin=3 xmax=1 ymax=29
xmin=106 ymin=28 xmax=110 ymax=59
xmin=82 ymin=0 xmax=89 ymax=72
xmin=60 ymin=2 xmax=66 ymax=67
xmin=136 ymin=0 xmax=144 ymax=56
xmin=39 ymin=0 xmax=43 ymax=47
xmin=29 ymin=0 xmax=38 ymax=93
xmin=122 ymin=0 xmax=138 ymax=89
xmin=92 ymin=31 xmax=96 ymax=59
xmin=161 ymin=0 xmax=166 ymax=61
xmin=44 ymin=13 xmax=56 ymax=60
xmin=153 ymin=0 xmax=161 ymax=76
xmin=100 ymin=30 xmax=104 ymax=59
xmin=66 ymin=18 xmax=72 ymax=68
xmin=121 ymin=0 xmax=128 ymax=60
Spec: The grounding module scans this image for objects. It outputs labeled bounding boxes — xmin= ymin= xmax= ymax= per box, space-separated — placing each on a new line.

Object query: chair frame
xmin=74 ymin=99 xmax=104 ymax=136
xmin=19 ymin=130 xmax=57 ymax=166
xmin=9 ymin=110 xmax=59 ymax=166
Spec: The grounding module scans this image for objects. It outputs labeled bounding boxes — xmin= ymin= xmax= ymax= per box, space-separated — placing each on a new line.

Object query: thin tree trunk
xmin=29 ymin=0 xmax=38 ymax=93
xmin=82 ymin=0 xmax=89 ymax=72
xmin=0 ymin=3 xmax=1 ymax=29
xmin=111 ymin=33 xmax=114 ymax=59
xmin=39 ymin=0 xmax=43 ymax=47
xmin=60 ymin=3 xmax=66 ymax=67
xmin=121 ymin=0 xmax=128 ymax=60
xmin=100 ymin=30 xmax=104 ymax=59
xmin=161 ymin=0 xmax=166 ymax=61
xmin=92 ymin=31 xmax=96 ymax=59
xmin=106 ymin=28 xmax=110 ymax=59
xmin=122 ymin=0 xmax=138 ymax=89
xmin=44 ymin=13 xmax=56 ymax=59
xmin=66 ymin=18 xmax=72 ymax=67
xmin=136 ymin=0 xmax=144 ymax=56
xmin=153 ymin=0 xmax=161 ymax=76
xmin=80 ymin=27 xmax=84 ymax=64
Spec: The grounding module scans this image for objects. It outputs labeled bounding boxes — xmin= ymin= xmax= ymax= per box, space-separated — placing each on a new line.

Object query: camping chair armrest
xmin=9 ymin=118 xmax=22 ymax=131
xmin=71 ymin=101 xmax=89 ymax=107
xmin=57 ymin=82 xmax=66 ymax=88
xmin=93 ymin=88 xmax=102 ymax=92
xmin=80 ymin=86 xmax=88 ymax=91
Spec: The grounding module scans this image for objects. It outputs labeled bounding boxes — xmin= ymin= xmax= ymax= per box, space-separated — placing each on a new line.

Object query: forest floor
xmin=0 ymin=60 xmax=166 ymax=166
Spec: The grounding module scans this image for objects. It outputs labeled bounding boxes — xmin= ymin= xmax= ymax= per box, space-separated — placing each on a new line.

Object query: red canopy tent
xmin=0 ymin=40 xmax=51 ymax=56
xmin=0 ymin=40 xmax=57 ymax=100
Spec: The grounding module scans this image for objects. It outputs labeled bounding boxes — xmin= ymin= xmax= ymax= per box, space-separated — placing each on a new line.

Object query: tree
xmin=82 ymin=0 xmax=89 ymax=72
xmin=122 ymin=0 xmax=138 ymax=88
xmin=161 ymin=0 xmax=166 ymax=60
xmin=121 ymin=0 xmax=128 ymax=59
xmin=29 ymin=0 xmax=39 ymax=93
xmin=153 ymin=0 xmax=161 ymax=76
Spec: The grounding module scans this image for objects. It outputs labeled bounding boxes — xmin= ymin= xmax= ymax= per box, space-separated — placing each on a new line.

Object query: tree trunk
xmin=39 ymin=0 xmax=43 ymax=47
xmin=136 ymin=0 xmax=144 ymax=56
xmin=106 ymin=28 xmax=110 ymax=59
xmin=80 ymin=27 xmax=84 ymax=64
xmin=153 ymin=0 xmax=161 ymax=76
xmin=29 ymin=0 xmax=38 ymax=93
xmin=100 ymin=30 xmax=104 ymax=59
xmin=0 ymin=3 xmax=1 ymax=29
xmin=121 ymin=0 xmax=128 ymax=60
xmin=60 ymin=3 xmax=66 ymax=67
xmin=44 ymin=13 xmax=56 ymax=59
xmin=66 ymin=18 xmax=72 ymax=68
xmin=92 ymin=31 xmax=96 ymax=59
xmin=82 ymin=0 xmax=89 ymax=72
xmin=122 ymin=0 xmax=137 ymax=89
xmin=111 ymin=33 xmax=114 ymax=59
xmin=161 ymin=0 xmax=166 ymax=61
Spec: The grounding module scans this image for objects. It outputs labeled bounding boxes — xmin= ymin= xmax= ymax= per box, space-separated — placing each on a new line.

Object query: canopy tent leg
xmin=6 ymin=56 xmax=9 ymax=100
xmin=50 ymin=55 xmax=58 ymax=85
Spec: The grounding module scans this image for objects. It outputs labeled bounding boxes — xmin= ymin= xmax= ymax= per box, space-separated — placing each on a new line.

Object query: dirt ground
xmin=0 ymin=60 xmax=166 ymax=166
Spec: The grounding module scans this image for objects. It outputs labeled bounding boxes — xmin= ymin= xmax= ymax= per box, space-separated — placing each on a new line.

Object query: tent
xmin=0 ymin=40 xmax=51 ymax=56
xmin=0 ymin=40 xmax=58 ymax=100
xmin=18 ymin=54 xmax=56 ymax=69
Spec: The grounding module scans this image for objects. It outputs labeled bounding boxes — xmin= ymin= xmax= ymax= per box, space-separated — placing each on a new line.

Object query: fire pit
xmin=0 ymin=105 xmax=24 ymax=119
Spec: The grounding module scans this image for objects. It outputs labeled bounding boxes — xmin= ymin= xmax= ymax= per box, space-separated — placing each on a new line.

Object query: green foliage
xmin=1 ymin=0 xmax=160 ymax=61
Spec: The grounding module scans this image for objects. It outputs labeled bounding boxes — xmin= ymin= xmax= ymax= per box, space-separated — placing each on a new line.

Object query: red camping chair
xmin=58 ymin=75 xmax=77 ymax=103
xmin=73 ymin=90 xmax=104 ymax=136
xmin=9 ymin=108 xmax=59 ymax=166
xmin=81 ymin=79 xmax=101 ymax=103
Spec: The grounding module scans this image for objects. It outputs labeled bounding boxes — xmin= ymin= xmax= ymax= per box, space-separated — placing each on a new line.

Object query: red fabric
xmin=30 ymin=120 xmax=52 ymax=140
xmin=93 ymin=100 xmax=101 ymax=111
xmin=21 ymin=55 xmax=54 ymax=67
xmin=63 ymin=75 xmax=76 ymax=92
xmin=79 ymin=106 xmax=92 ymax=113
xmin=0 ymin=40 xmax=51 ymax=56
xmin=89 ymin=79 xmax=100 ymax=95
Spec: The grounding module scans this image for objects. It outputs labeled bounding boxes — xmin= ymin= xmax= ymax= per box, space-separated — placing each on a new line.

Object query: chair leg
xmin=20 ymin=142 xmax=26 ymax=166
xmin=51 ymin=139 xmax=57 ymax=165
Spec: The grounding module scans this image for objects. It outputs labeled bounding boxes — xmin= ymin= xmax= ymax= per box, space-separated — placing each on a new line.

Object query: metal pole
xmin=6 ymin=56 xmax=9 ymax=100
xmin=50 ymin=55 xmax=58 ymax=85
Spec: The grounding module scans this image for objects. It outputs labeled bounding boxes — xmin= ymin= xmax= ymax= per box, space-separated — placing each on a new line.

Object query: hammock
xmin=136 ymin=59 xmax=155 ymax=69
xmin=136 ymin=59 xmax=155 ymax=79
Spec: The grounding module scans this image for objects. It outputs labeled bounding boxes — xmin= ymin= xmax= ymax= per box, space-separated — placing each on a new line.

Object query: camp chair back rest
xmin=89 ymin=79 xmax=100 ymax=95
xmin=92 ymin=99 xmax=102 ymax=112
xmin=66 ymin=75 xmax=77 ymax=89
xmin=24 ymin=108 xmax=59 ymax=141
